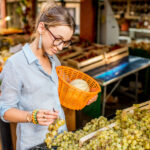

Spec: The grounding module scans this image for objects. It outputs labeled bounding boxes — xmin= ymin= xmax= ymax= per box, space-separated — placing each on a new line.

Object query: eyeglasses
xmin=45 ymin=27 xmax=72 ymax=48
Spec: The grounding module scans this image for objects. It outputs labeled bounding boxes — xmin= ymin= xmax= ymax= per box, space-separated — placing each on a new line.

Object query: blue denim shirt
xmin=0 ymin=43 xmax=67 ymax=150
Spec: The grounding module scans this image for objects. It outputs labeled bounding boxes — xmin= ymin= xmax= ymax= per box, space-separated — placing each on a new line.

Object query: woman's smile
xmin=51 ymin=48 xmax=58 ymax=54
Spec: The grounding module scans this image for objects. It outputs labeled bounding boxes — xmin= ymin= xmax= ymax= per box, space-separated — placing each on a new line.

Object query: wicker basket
xmin=56 ymin=66 xmax=101 ymax=110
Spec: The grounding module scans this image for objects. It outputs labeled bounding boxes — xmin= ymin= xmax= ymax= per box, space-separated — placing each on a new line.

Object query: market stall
xmin=0 ymin=0 xmax=150 ymax=150
xmin=30 ymin=101 xmax=150 ymax=149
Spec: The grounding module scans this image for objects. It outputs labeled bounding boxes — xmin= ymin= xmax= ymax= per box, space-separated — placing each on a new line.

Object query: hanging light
xmin=4 ymin=16 xmax=11 ymax=21
xmin=0 ymin=16 xmax=11 ymax=21
xmin=0 ymin=16 xmax=11 ymax=26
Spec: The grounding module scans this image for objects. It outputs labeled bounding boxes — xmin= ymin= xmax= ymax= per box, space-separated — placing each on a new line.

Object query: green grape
xmin=45 ymin=104 xmax=150 ymax=150
xmin=45 ymin=118 xmax=66 ymax=148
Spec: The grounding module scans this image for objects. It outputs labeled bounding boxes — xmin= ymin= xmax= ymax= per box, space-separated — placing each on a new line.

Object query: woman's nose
xmin=57 ymin=43 xmax=64 ymax=51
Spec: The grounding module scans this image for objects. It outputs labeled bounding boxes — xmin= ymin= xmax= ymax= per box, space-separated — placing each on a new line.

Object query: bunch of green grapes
xmin=83 ymin=116 xmax=109 ymax=133
xmin=50 ymin=116 xmax=109 ymax=149
xmin=82 ymin=108 xmax=150 ymax=150
xmin=45 ymin=118 xmax=65 ymax=149
xmin=45 ymin=106 xmax=150 ymax=150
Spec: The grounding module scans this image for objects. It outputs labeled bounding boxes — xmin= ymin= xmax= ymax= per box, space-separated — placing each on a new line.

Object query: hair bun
xmin=40 ymin=0 xmax=57 ymax=14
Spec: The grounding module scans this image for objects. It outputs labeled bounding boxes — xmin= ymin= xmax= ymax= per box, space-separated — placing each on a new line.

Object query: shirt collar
xmin=23 ymin=43 xmax=56 ymax=66
xmin=23 ymin=43 xmax=38 ymax=65
xmin=45 ymin=53 xmax=56 ymax=67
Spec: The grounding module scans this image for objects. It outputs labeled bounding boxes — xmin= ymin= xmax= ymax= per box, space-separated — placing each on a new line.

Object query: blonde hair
xmin=35 ymin=0 xmax=75 ymax=32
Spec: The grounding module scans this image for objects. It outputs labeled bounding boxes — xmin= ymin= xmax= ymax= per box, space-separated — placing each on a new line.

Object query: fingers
xmin=36 ymin=109 xmax=59 ymax=126
xmin=37 ymin=113 xmax=58 ymax=120
xmin=38 ymin=118 xmax=53 ymax=123
xmin=37 ymin=117 xmax=54 ymax=123
xmin=38 ymin=110 xmax=59 ymax=116
xmin=44 ymin=111 xmax=59 ymax=116
xmin=39 ymin=120 xmax=54 ymax=126
xmin=87 ymin=95 xmax=98 ymax=105
xmin=87 ymin=101 xmax=92 ymax=105
xmin=92 ymin=95 xmax=98 ymax=100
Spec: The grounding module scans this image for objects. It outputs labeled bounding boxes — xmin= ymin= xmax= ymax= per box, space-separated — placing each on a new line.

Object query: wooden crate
xmin=60 ymin=60 xmax=68 ymax=66
xmin=104 ymin=46 xmax=129 ymax=64
xmin=71 ymin=35 xmax=80 ymax=44
xmin=67 ymin=46 xmax=128 ymax=72
xmin=76 ymin=45 xmax=96 ymax=52
xmin=71 ymin=41 xmax=95 ymax=51
xmin=56 ymin=48 xmax=81 ymax=61
xmin=67 ymin=51 xmax=106 ymax=72
xmin=72 ymin=43 xmax=109 ymax=53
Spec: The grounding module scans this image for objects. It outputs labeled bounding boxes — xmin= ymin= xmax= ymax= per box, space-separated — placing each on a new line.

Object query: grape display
xmin=45 ymin=118 xmax=65 ymax=149
xmin=45 ymin=105 xmax=150 ymax=150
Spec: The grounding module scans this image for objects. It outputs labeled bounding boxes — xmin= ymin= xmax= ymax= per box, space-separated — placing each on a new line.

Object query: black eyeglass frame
xmin=45 ymin=25 xmax=72 ymax=48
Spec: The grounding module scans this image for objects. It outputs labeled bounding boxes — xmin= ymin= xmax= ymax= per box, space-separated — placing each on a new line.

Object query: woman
xmin=0 ymin=1 xmax=97 ymax=150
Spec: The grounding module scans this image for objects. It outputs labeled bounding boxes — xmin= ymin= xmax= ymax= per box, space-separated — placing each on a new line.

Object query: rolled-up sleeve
xmin=0 ymin=59 xmax=22 ymax=122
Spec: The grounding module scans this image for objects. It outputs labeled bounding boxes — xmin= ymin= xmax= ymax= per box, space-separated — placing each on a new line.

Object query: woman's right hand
xmin=36 ymin=109 xmax=59 ymax=126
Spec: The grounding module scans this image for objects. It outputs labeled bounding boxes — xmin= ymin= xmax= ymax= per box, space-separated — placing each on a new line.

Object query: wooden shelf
xmin=112 ymin=0 xmax=147 ymax=20
xmin=125 ymin=15 xmax=140 ymax=20
xmin=114 ymin=14 xmax=140 ymax=20
xmin=129 ymin=28 xmax=150 ymax=33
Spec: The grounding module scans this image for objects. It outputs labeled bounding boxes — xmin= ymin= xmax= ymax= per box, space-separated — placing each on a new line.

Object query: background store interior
xmin=0 ymin=0 xmax=150 ymax=149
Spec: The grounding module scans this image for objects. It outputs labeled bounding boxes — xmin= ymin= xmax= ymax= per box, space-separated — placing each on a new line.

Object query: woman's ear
xmin=37 ymin=22 xmax=45 ymax=34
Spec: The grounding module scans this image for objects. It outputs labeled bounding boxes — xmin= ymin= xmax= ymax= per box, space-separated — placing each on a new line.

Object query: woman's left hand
xmin=87 ymin=95 xmax=98 ymax=106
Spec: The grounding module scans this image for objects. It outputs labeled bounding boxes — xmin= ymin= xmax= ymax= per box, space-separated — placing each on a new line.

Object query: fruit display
xmin=58 ymin=49 xmax=77 ymax=57
xmin=130 ymin=41 xmax=150 ymax=52
xmin=64 ymin=40 xmax=128 ymax=72
xmin=73 ymin=40 xmax=93 ymax=48
xmin=0 ymin=49 xmax=12 ymax=72
xmin=74 ymin=52 xmax=99 ymax=63
xmin=45 ymin=116 xmax=108 ymax=149
xmin=56 ymin=48 xmax=81 ymax=62
xmin=67 ymin=51 xmax=104 ymax=72
xmin=55 ymin=37 xmax=128 ymax=72
xmin=45 ymin=103 xmax=150 ymax=150
xmin=45 ymin=118 xmax=65 ymax=149
xmin=82 ymin=47 xmax=95 ymax=53
xmin=0 ymin=35 xmax=31 ymax=72
xmin=108 ymin=44 xmax=123 ymax=52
